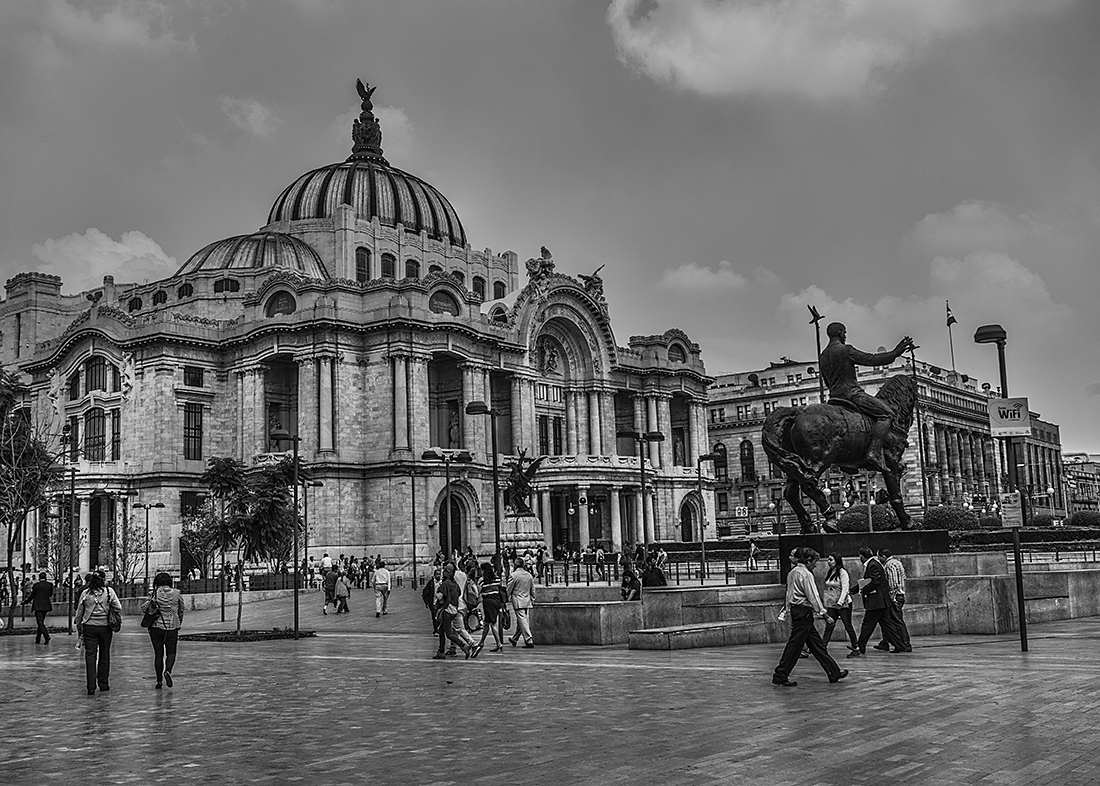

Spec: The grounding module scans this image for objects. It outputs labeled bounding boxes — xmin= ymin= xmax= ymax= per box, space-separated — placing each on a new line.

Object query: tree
xmin=1 ymin=366 xmax=65 ymax=629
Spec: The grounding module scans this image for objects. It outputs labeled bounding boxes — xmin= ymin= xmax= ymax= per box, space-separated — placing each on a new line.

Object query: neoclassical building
xmin=706 ymin=355 xmax=1065 ymax=533
xmin=0 ymin=82 xmax=714 ymax=576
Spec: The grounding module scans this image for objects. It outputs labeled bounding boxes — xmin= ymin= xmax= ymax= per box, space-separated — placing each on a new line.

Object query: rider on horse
xmin=819 ymin=323 xmax=916 ymax=471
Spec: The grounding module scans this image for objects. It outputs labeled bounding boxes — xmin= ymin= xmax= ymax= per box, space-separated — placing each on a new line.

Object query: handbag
xmin=141 ymin=596 xmax=162 ymax=629
xmin=502 ymin=606 xmax=512 ymax=630
xmin=108 ymin=602 xmax=123 ymax=632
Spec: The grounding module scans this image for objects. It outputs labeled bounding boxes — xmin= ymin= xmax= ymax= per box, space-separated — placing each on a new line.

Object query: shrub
xmin=920 ymin=506 xmax=980 ymax=531
xmin=978 ymin=516 xmax=1002 ymax=530
xmin=1068 ymin=511 xmax=1100 ymax=529
xmin=836 ymin=504 xmax=901 ymax=532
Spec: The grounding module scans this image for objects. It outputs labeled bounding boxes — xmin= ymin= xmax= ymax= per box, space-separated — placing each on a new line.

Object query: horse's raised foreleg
xmin=882 ymin=466 xmax=912 ymax=530
xmin=802 ymin=479 xmax=838 ymax=534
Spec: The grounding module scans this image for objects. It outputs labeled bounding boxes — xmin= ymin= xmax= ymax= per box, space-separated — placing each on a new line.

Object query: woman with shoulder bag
xmin=476 ymin=563 xmax=505 ymax=653
xmin=821 ymin=553 xmax=859 ymax=652
xmin=140 ymin=572 xmax=186 ymax=689
xmin=75 ymin=571 xmax=123 ymax=696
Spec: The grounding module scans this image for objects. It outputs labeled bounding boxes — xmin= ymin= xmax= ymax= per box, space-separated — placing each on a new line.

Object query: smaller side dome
xmin=175 ymin=232 xmax=329 ymax=279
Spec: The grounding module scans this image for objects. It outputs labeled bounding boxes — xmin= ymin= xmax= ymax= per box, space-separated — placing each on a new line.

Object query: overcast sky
xmin=1 ymin=1 xmax=1098 ymax=452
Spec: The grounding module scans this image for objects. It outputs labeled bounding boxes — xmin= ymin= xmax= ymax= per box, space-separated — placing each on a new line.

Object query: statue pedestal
xmin=778 ymin=529 xmax=950 ymax=581
xmin=499 ymin=513 xmax=547 ymax=556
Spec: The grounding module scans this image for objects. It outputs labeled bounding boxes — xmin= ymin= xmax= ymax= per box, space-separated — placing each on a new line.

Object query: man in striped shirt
xmin=772 ymin=547 xmax=848 ymax=687
xmin=876 ymin=548 xmax=912 ymax=653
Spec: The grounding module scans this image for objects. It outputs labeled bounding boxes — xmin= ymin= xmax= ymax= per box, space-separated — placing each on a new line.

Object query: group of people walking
xmin=773 ymin=545 xmax=911 ymax=687
xmin=422 ymin=557 xmax=536 ymax=659
xmin=317 ymin=553 xmax=393 ymax=617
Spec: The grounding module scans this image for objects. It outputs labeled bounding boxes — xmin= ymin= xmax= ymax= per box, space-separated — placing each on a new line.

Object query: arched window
xmin=177 ymin=283 xmax=194 ymax=299
xmin=429 ymin=264 xmax=443 ymax=276
xmin=452 ymin=271 xmax=465 ymax=287
xmin=490 ymin=306 xmax=508 ymax=325
xmin=668 ymin=344 xmax=687 ymax=363
xmin=713 ymin=442 xmax=728 ymax=481
xmin=493 ymin=281 xmax=507 ymax=299
xmin=152 ymin=290 xmax=168 ymax=305
xmin=381 ymin=253 xmax=396 ymax=279
xmin=472 ymin=276 xmax=486 ymax=299
xmin=355 ymin=247 xmax=370 ymax=282
xmin=429 ymin=290 xmax=460 ymax=316
xmin=127 ymin=297 xmax=143 ymax=312
xmin=214 ymin=278 xmax=240 ymax=293
xmin=265 ymin=291 xmax=297 ymax=317
xmin=405 ymin=259 xmax=420 ymax=279
xmin=740 ymin=440 xmax=756 ymax=482
xmin=84 ymin=356 xmax=108 ymax=394
xmin=84 ymin=408 xmax=106 ymax=461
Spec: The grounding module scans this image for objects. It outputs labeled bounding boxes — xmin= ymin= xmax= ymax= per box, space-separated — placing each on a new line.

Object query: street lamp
xmin=465 ymin=400 xmax=504 ymax=575
xmin=59 ymin=425 xmax=81 ymax=634
xmin=421 ymin=448 xmax=474 ymax=561
xmin=394 ymin=468 xmax=429 ymax=588
xmin=974 ymin=323 xmax=1028 ymax=652
xmin=1046 ymin=486 xmax=1055 ymax=520
xmin=616 ymin=430 xmax=665 ymax=559
xmin=132 ymin=502 xmax=165 ymax=593
xmin=696 ymin=452 xmax=720 ymax=582
xmin=269 ymin=425 xmax=301 ymax=639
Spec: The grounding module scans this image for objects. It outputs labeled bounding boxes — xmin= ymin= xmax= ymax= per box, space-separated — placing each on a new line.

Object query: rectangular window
xmin=180 ymin=491 xmax=206 ymax=517
xmin=111 ymin=410 xmax=121 ymax=460
xmin=68 ymin=374 xmax=80 ymax=401
xmin=184 ymin=366 xmax=205 ymax=387
xmin=184 ymin=402 xmax=203 ymax=461
xmin=744 ymin=489 xmax=756 ymax=510
xmin=715 ymin=461 xmax=728 ymax=481
xmin=85 ymin=357 xmax=108 ymax=394
xmin=538 ymin=415 xmax=550 ymax=456
xmin=84 ymin=410 xmax=106 ymax=461
xmin=67 ymin=416 xmax=79 ymax=461
xmin=717 ymin=492 xmax=729 ymax=512
xmin=552 ymin=417 xmax=564 ymax=455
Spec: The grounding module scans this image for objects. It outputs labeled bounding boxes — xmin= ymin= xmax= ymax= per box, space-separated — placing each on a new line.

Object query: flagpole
xmin=946 ymin=300 xmax=957 ymax=373
xmin=910 ymin=348 xmax=929 ymax=511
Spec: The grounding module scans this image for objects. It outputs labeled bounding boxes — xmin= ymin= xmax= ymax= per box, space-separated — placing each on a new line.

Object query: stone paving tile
xmin=2 ymin=588 xmax=1099 ymax=785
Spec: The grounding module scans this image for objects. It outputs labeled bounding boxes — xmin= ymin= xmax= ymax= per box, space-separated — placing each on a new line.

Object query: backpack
xmin=464 ymin=578 xmax=482 ymax=608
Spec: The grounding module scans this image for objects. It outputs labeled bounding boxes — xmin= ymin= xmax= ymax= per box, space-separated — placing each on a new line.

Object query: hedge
xmin=950 ymin=527 xmax=1100 ymax=548
xmin=836 ymin=505 xmax=902 ymax=532
xmin=1068 ymin=511 xmax=1100 ymax=528
xmin=920 ymin=506 xmax=980 ymax=531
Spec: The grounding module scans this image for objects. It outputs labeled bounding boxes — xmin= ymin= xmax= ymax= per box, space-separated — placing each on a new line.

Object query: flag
xmin=946 ymin=300 xmax=957 ymax=327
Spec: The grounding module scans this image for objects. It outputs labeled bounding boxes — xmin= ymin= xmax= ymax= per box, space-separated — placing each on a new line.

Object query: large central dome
xmin=266 ymin=80 xmax=467 ymax=248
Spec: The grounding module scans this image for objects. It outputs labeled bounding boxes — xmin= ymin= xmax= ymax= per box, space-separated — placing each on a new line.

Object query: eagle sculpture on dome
xmin=356 ymin=79 xmax=377 ymax=108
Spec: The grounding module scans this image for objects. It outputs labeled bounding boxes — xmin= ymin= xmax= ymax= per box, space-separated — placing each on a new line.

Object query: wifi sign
xmin=988 ymin=397 xmax=1031 ymax=436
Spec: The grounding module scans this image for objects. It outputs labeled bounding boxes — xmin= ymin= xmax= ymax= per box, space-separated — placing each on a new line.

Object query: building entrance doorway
xmin=680 ymin=503 xmax=694 ymax=542
xmin=439 ymin=494 xmax=464 ymax=557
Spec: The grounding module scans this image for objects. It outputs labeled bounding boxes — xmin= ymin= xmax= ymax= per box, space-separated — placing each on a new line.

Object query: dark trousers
xmin=823 ymin=606 xmax=858 ymax=649
xmin=775 ymin=605 xmax=842 ymax=681
xmin=336 ymin=596 xmax=349 ymax=613
xmin=857 ymin=605 xmax=903 ymax=653
xmin=148 ymin=627 xmax=179 ymax=682
xmin=34 ymin=611 xmax=50 ymax=642
xmin=82 ymin=624 xmax=113 ymax=693
xmin=879 ymin=597 xmax=911 ymax=649
xmin=436 ymin=612 xmax=467 ymax=653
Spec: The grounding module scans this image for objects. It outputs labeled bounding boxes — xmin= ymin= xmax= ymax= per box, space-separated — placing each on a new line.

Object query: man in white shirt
xmin=320 ymin=553 xmax=333 ymax=571
xmin=506 ymin=558 xmax=536 ymax=648
xmin=446 ymin=563 xmax=471 ymax=656
xmin=373 ymin=559 xmax=391 ymax=618
xmin=772 ymin=547 xmax=848 ymax=687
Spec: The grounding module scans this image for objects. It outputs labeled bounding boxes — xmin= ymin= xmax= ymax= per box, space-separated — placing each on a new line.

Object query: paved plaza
xmin=2 ymin=588 xmax=1099 ymax=785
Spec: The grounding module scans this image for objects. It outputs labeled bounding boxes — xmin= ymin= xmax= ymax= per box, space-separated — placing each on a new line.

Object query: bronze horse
xmin=761 ymin=374 xmax=918 ymax=533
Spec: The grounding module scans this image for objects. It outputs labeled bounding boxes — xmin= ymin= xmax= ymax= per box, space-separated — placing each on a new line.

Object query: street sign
xmin=734 ymin=506 xmax=749 ymax=518
xmin=1000 ymin=491 xmax=1024 ymax=528
xmin=988 ymin=397 xmax=1031 ymax=437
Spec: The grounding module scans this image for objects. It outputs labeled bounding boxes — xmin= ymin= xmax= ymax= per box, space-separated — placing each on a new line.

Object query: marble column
xmin=539 ymin=489 xmax=552 ymax=544
xmin=576 ymin=390 xmax=589 ymax=455
xmin=408 ymin=356 xmax=431 ymax=453
xmin=589 ymin=390 xmax=602 ymax=455
xmin=657 ymin=395 xmax=672 ymax=468
xmin=461 ymin=363 xmax=484 ymax=455
xmin=392 ymin=354 xmax=410 ymax=452
xmin=566 ymin=391 xmax=578 ymax=455
xmin=600 ymin=391 xmax=617 ymax=457
xmin=646 ymin=396 xmax=660 ymax=466
xmin=578 ymin=486 xmax=590 ymax=548
xmin=318 ymin=356 xmax=336 ymax=452
xmin=609 ymin=485 xmax=622 ymax=552
xmin=644 ymin=488 xmax=656 ymax=544
xmin=687 ymin=401 xmax=701 ymax=465
xmin=633 ymin=394 xmax=645 ymax=434
xmin=510 ymin=376 xmax=525 ymax=454
xmin=78 ymin=497 xmax=91 ymax=573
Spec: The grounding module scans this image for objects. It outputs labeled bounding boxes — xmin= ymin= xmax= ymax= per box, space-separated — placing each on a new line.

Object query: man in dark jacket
xmin=321 ymin=567 xmax=338 ymax=615
xmin=24 ymin=573 xmax=54 ymax=644
xmin=848 ymin=547 xmax=904 ymax=657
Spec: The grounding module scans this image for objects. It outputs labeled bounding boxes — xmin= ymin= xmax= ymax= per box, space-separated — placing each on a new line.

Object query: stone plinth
xmin=500 ymin=513 xmax=546 ymax=556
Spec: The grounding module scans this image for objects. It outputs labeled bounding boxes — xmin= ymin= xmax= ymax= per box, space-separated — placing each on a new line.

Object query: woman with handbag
xmin=821 ymin=553 xmax=859 ymax=652
xmin=476 ymin=563 xmax=505 ymax=653
xmin=140 ymin=572 xmax=186 ymax=689
xmin=75 ymin=570 xmax=123 ymax=696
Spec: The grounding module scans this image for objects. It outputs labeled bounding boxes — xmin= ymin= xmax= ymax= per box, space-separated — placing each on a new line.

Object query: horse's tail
xmin=762 ymin=407 xmax=816 ymax=485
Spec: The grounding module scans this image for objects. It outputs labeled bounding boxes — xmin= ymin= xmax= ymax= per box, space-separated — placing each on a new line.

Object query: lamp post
xmin=974 ymin=323 xmax=1028 ymax=652
xmin=617 ymin=430 xmax=665 ymax=560
xmin=394 ymin=468 xmax=429 ymax=588
xmin=1046 ymin=486 xmax=1055 ymax=521
xmin=421 ymin=448 xmax=474 ymax=561
xmin=59 ymin=424 xmax=81 ymax=635
xmin=696 ymin=452 xmax=719 ymax=582
xmin=133 ymin=502 xmax=165 ymax=593
xmin=269 ymin=425 xmax=301 ymax=639
xmin=768 ymin=498 xmax=783 ymax=535
xmin=302 ymin=480 xmax=323 ymax=588
xmin=465 ymin=401 xmax=503 ymax=575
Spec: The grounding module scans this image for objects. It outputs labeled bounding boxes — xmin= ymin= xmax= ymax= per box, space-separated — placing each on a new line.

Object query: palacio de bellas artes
xmin=0 ymin=81 xmax=714 ymax=581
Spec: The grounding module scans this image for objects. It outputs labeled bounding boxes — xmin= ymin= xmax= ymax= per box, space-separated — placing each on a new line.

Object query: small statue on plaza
xmin=504 ymin=449 xmax=546 ymax=516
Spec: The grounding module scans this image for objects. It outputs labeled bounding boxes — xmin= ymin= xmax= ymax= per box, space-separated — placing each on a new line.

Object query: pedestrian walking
xmin=75 ymin=571 xmax=123 ymax=696
xmin=321 ymin=565 xmax=338 ymax=615
xmin=373 ymin=560 xmax=391 ymax=617
xmin=877 ymin=548 xmax=912 ymax=652
xmin=849 ymin=547 xmax=905 ymax=657
xmin=335 ymin=569 xmax=352 ymax=614
xmin=477 ymin=563 xmax=505 ymax=652
xmin=747 ymin=539 xmax=760 ymax=571
xmin=463 ymin=569 xmax=483 ymax=632
xmin=139 ymin=572 xmax=185 ymax=689
xmin=433 ymin=564 xmax=474 ymax=659
xmin=422 ymin=567 xmax=443 ymax=633
xmin=821 ymin=553 xmax=859 ymax=651
xmin=24 ymin=572 xmax=54 ymax=644
xmin=506 ymin=558 xmax=535 ymax=648
xmin=772 ymin=548 xmax=847 ymax=687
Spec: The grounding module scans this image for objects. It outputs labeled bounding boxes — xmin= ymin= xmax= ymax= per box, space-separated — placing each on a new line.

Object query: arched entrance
xmin=438 ymin=492 xmax=467 ymax=557
xmin=679 ymin=501 xmax=696 ymax=542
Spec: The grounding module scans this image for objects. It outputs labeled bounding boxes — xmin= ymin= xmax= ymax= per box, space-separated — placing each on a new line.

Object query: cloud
xmin=607 ymin=0 xmax=1069 ymax=100
xmin=40 ymin=0 xmax=194 ymax=54
xmin=219 ymin=96 xmax=281 ymax=139
xmin=907 ymin=200 xmax=1050 ymax=257
xmin=658 ymin=260 xmax=750 ymax=292
xmin=326 ymin=105 xmax=416 ymax=164
xmin=32 ymin=229 xmax=177 ymax=292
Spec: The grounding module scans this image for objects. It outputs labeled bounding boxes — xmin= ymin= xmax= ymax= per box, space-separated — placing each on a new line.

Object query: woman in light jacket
xmin=75 ymin=570 xmax=123 ymax=696
xmin=822 ymin=553 xmax=859 ymax=652
xmin=140 ymin=572 xmax=186 ymax=689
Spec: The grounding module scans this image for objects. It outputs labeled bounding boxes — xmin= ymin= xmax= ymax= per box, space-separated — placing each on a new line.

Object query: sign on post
xmin=988 ymin=398 xmax=1031 ymax=437
xmin=1000 ymin=491 xmax=1024 ymax=528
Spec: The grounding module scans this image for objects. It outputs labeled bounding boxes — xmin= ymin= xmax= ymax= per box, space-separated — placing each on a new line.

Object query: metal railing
xmin=533 ymin=557 xmax=778 ymax=587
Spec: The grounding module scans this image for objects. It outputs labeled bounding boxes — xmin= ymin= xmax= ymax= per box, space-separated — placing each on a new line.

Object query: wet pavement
xmin=3 ymin=586 xmax=1099 ymax=785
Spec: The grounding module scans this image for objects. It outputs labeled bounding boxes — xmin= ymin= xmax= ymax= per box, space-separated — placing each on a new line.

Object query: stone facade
xmin=0 ymin=86 xmax=714 ymax=576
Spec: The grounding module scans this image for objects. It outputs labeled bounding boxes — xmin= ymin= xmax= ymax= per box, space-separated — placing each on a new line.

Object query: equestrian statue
xmin=762 ymin=322 xmax=918 ymax=533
